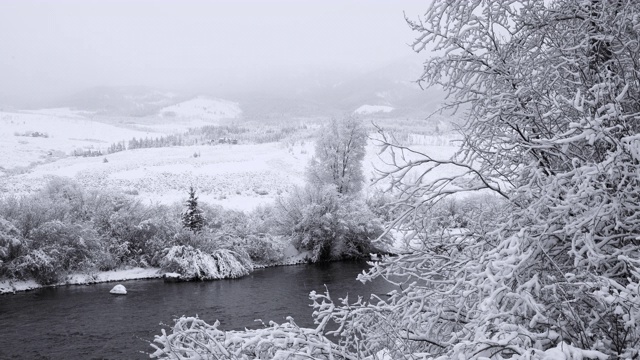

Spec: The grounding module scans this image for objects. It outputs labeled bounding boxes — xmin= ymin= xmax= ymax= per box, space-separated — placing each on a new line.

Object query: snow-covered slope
xmin=160 ymin=97 xmax=241 ymax=121
xmin=354 ymin=105 xmax=394 ymax=115
xmin=0 ymin=110 xmax=156 ymax=170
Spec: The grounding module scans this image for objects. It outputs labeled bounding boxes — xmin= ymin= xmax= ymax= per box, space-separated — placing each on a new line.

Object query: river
xmin=0 ymin=260 xmax=394 ymax=359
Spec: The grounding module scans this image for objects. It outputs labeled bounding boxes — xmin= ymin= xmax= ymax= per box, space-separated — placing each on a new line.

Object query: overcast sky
xmin=0 ymin=0 xmax=427 ymax=105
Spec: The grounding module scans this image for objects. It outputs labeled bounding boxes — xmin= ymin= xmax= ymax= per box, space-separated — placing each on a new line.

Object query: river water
xmin=0 ymin=260 xmax=394 ymax=359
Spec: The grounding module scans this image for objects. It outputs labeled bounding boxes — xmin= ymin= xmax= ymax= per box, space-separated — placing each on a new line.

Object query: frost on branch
xmin=150 ymin=312 xmax=356 ymax=360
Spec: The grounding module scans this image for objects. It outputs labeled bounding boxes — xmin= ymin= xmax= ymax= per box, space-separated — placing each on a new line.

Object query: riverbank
xmin=0 ymin=244 xmax=315 ymax=295
xmin=0 ymin=239 xmax=399 ymax=295
xmin=0 ymin=267 xmax=164 ymax=294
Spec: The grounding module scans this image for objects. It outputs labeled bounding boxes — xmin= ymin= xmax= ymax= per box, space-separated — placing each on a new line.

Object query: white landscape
xmin=1 ymin=1 xmax=640 ymax=360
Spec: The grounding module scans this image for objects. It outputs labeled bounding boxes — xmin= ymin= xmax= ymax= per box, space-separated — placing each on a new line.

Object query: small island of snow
xmin=109 ymin=284 xmax=127 ymax=295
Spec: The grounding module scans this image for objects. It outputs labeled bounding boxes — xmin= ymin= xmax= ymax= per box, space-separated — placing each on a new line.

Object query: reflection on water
xmin=0 ymin=260 xmax=395 ymax=359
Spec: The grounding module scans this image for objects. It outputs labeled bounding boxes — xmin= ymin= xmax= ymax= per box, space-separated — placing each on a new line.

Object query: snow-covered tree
xmin=306 ymin=116 xmax=367 ymax=195
xmin=274 ymin=184 xmax=384 ymax=262
xmin=181 ymin=187 xmax=205 ymax=233
xmin=347 ymin=0 xmax=640 ymax=358
xmin=152 ymin=1 xmax=640 ymax=359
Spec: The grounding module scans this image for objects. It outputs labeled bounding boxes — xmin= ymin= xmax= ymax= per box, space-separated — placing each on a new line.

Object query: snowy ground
xmin=0 ymin=107 xmax=460 ymax=210
xmin=0 ymin=267 xmax=162 ymax=294
xmin=0 ymin=109 xmax=155 ymax=171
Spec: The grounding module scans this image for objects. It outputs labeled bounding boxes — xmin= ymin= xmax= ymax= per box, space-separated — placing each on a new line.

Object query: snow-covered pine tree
xmin=181 ymin=186 xmax=204 ymax=233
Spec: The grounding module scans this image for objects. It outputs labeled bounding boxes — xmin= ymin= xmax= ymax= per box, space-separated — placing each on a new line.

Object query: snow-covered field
xmin=0 ymin=109 xmax=156 ymax=171
xmin=0 ymin=108 xmax=459 ymax=211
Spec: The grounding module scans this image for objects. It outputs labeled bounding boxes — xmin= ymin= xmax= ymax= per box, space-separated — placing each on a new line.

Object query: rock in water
xmin=110 ymin=284 xmax=127 ymax=295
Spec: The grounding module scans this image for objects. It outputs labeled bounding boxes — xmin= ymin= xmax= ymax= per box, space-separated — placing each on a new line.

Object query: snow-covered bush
xmin=159 ymin=245 xmax=252 ymax=280
xmin=6 ymin=220 xmax=100 ymax=284
xmin=97 ymin=201 xmax=177 ymax=266
xmin=27 ymin=220 xmax=99 ymax=271
xmin=93 ymin=237 xmax=130 ymax=271
xmin=0 ymin=217 xmax=24 ymax=275
xmin=9 ymin=248 xmax=61 ymax=285
xmin=41 ymin=176 xmax=88 ymax=221
xmin=275 ymin=185 xmax=384 ymax=262
xmin=242 ymin=234 xmax=284 ymax=264
xmin=150 ymin=315 xmax=352 ymax=360
xmin=0 ymin=193 xmax=72 ymax=238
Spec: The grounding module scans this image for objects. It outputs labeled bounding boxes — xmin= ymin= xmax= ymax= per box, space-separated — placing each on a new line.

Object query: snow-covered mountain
xmin=47 ymin=56 xmax=447 ymax=121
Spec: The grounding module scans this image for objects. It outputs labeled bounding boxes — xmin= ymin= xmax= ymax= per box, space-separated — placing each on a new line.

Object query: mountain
xmin=56 ymin=86 xmax=186 ymax=116
xmin=325 ymin=56 xmax=447 ymax=118
xmin=47 ymin=56 xmax=447 ymax=121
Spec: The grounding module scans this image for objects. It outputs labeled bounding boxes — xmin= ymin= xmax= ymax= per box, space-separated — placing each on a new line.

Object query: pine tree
xmin=181 ymin=186 xmax=205 ymax=233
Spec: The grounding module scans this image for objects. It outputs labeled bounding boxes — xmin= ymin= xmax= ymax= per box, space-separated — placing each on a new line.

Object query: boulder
xmin=110 ymin=284 xmax=127 ymax=295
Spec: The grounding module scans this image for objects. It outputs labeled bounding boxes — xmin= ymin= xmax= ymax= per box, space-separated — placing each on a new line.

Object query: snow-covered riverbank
xmin=0 ymin=267 xmax=163 ymax=294
xmin=0 ymin=245 xmax=314 ymax=295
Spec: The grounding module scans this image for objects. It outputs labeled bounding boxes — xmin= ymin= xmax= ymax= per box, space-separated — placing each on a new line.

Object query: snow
xmin=0 ymin=243 xmax=313 ymax=294
xmin=1 ymin=132 xmax=460 ymax=212
xmin=109 ymin=284 xmax=127 ymax=295
xmin=2 ymin=141 xmax=314 ymax=210
xmin=22 ymin=107 xmax=95 ymax=118
xmin=0 ymin=267 xmax=162 ymax=294
xmin=0 ymin=110 xmax=156 ymax=170
xmin=1 ymin=104 xmax=460 ymax=214
xmin=160 ymin=246 xmax=252 ymax=280
xmin=354 ymin=104 xmax=394 ymax=114
xmin=159 ymin=96 xmax=241 ymax=121
xmin=542 ymin=341 xmax=608 ymax=360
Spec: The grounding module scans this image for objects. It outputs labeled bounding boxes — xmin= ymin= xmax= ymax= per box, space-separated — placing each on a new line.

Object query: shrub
xmin=159 ymin=245 xmax=252 ymax=280
xmin=0 ymin=217 xmax=24 ymax=275
xmin=9 ymin=248 xmax=61 ymax=285
xmin=275 ymin=185 xmax=384 ymax=262
xmin=242 ymin=234 xmax=284 ymax=264
xmin=28 ymin=220 xmax=99 ymax=271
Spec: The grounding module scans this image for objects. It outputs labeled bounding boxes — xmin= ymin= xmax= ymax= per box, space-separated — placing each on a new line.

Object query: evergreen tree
xmin=181 ymin=187 xmax=205 ymax=233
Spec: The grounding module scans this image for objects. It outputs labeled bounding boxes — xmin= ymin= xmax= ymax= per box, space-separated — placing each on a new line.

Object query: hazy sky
xmin=0 ymin=0 xmax=427 ymax=105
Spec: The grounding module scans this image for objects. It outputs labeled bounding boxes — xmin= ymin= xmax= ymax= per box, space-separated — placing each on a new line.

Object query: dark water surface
xmin=0 ymin=261 xmax=394 ymax=359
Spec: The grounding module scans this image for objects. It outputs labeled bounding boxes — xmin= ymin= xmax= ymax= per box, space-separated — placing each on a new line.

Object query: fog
xmin=0 ymin=0 xmax=426 ymax=107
